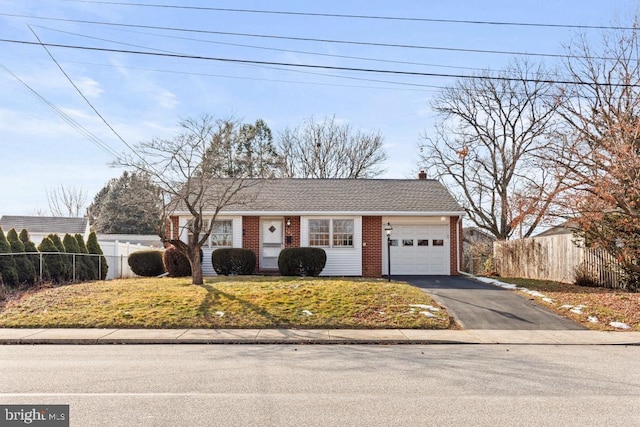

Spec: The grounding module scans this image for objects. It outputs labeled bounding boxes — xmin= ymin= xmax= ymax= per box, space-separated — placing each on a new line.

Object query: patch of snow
xmin=570 ymin=307 xmax=584 ymax=314
xmin=420 ymin=311 xmax=437 ymax=318
xmin=610 ymin=321 xmax=631 ymax=330
xmin=588 ymin=316 xmax=599 ymax=323
xmin=301 ymin=310 xmax=314 ymax=316
xmin=560 ymin=304 xmax=574 ymax=309
xmin=215 ymin=311 xmax=225 ymax=317
xmin=409 ymin=304 xmax=440 ymax=312
xmin=542 ymin=297 xmax=554 ymax=304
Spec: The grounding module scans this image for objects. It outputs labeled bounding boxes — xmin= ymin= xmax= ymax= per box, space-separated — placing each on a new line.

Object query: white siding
xmin=178 ymin=216 xmax=242 ymax=277
xmin=301 ymin=216 xmax=362 ymax=276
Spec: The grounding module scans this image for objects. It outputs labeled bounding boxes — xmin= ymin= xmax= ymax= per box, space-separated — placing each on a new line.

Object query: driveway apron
xmin=400 ymin=275 xmax=586 ymax=330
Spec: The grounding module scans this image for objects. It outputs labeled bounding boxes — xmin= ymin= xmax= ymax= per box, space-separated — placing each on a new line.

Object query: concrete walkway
xmin=0 ymin=328 xmax=638 ymax=345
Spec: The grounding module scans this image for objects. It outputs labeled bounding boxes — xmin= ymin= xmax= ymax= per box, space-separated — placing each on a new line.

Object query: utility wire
xmin=29 ymin=25 xmax=449 ymax=89
xmin=0 ymin=12 xmax=623 ymax=61
xmin=27 ymin=26 xmax=157 ymax=171
xmin=60 ymin=0 xmax=636 ymax=31
xmin=0 ymin=61 xmax=121 ymax=159
xmin=2 ymin=38 xmax=638 ymax=88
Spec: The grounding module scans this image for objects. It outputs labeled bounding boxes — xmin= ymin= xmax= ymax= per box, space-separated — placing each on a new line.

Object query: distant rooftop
xmin=0 ymin=216 xmax=90 ymax=235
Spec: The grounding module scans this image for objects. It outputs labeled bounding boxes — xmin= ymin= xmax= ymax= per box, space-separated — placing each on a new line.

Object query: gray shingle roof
xmin=0 ymin=216 xmax=90 ymax=235
xmin=204 ymin=179 xmax=463 ymax=214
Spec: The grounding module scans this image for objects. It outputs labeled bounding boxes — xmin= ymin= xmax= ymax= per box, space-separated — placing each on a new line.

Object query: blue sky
xmin=0 ymin=0 xmax=636 ymax=215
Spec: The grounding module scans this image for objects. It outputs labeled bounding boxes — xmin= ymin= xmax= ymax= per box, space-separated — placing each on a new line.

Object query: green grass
xmin=0 ymin=276 xmax=451 ymax=329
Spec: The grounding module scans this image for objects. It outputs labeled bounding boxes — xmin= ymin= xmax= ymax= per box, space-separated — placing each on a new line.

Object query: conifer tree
xmin=7 ymin=229 xmax=35 ymax=285
xmin=48 ymin=234 xmax=70 ymax=281
xmin=19 ymin=229 xmax=40 ymax=280
xmin=63 ymin=233 xmax=85 ymax=282
xmin=75 ymin=234 xmax=95 ymax=280
xmin=87 ymin=232 xmax=108 ymax=280
xmin=0 ymin=227 xmax=19 ymax=287
xmin=38 ymin=237 xmax=65 ymax=283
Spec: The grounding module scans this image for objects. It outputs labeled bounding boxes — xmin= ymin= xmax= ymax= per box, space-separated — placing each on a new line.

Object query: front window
xmin=309 ymin=219 xmax=354 ymax=248
xmin=309 ymin=219 xmax=330 ymax=247
xmin=333 ymin=219 xmax=354 ymax=247
xmin=210 ymin=220 xmax=233 ymax=247
xmin=186 ymin=218 xmax=233 ymax=248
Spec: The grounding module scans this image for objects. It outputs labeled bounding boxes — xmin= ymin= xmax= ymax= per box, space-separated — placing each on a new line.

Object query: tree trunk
xmin=190 ymin=250 xmax=204 ymax=285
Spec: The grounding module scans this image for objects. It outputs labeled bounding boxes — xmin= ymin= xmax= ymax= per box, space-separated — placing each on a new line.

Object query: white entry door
xmin=261 ymin=219 xmax=284 ymax=270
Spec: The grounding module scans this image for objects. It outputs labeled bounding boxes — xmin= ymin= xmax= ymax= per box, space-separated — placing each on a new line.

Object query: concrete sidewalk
xmin=0 ymin=328 xmax=639 ymax=345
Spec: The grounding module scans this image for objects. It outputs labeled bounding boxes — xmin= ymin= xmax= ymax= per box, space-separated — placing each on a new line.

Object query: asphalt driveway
xmin=400 ymin=275 xmax=586 ymax=330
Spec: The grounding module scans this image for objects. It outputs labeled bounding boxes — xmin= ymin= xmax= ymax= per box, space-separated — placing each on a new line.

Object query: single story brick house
xmin=167 ymin=174 xmax=464 ymax=277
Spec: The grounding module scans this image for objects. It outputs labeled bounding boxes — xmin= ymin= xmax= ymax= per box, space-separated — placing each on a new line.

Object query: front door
xmin=261 ymin=219 xmax=284 ymax=270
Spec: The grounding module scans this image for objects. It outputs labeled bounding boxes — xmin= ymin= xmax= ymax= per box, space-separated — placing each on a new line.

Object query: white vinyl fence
xmin=98 ymin=241 xmax=161 ymax=279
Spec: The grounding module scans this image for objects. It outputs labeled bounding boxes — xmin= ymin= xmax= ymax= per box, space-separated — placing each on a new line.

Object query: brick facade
xmin=166 ymin=216 xmax=179 ymax=240
xmin=450 ymin=216 xmax=461 ymax=275
xmin=284 ymin=216 xmax=301 ymax=248
xmin=242 ymin=216 xmax=261 ymax=273
xmin=361 ymin=216 xmax=383 ymax=278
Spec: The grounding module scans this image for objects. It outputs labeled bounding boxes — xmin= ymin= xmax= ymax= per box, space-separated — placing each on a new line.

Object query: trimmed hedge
xmin=212 ymin=248 xmax=256 ymax=275
xmin=163 ymin=246 xmax=203 ymax=277
xmin=278 ymin=247 xmax=327 ymax=277
xmin=128 ymin=250 xmax=165 ymax=277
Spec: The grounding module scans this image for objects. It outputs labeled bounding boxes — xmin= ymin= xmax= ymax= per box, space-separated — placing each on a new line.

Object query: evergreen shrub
xmin=211 ymin=248 xmax=256 ymax=275
xmin=128 ymin=250 xmax=165 ymax=277
xmin=278 ymin=247 xmax=327 ymax=277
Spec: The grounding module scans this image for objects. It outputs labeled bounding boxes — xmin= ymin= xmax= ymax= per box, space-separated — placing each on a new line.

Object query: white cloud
xmin=75 ymin=77 xmax=104 ymax=98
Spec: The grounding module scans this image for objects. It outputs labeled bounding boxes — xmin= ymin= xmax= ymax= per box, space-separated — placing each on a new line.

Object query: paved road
xmin=400 ymin=275 xmax=586 ymax=330
xmin=1 ymin=345 xmax=638 ymax=426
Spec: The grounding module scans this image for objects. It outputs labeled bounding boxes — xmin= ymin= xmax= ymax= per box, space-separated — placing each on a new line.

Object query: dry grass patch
xmin=494 ymin=277 xmax=640 ymax=331
xmin=0 ymin=276 xmax=451 ymax=329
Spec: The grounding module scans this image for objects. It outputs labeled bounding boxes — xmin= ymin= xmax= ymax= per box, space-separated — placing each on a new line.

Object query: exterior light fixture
xmin=384 ymin=222 xmax=393 ymax=282
xmin=286 ymin=218 xmax=291 ymax=227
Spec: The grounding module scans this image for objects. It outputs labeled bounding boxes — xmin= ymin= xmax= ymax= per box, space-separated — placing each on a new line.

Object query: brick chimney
xmin=418 ymin=170 xmax=427 ymax=180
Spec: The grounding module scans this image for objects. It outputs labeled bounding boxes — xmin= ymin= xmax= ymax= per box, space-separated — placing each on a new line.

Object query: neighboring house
xmin=167 ymin=174 xmax=465 ymax=277
xmin=534 ymin=220 xmax=578 ymax=237
xmin=0 ymin=215 xmax=90 ymax=244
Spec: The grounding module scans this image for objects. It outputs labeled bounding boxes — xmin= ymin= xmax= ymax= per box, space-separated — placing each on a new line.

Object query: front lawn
xmin=0 ymin=277 xmax=451 ymax=329
xmin=492 ymin=277 xmax=640 ymax=331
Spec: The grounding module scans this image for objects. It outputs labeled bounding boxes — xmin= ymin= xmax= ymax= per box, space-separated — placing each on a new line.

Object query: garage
xmin=383 ymin=224 xmax=450 ymax=275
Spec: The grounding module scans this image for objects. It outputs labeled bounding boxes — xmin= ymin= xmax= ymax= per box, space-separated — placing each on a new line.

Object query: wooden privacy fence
xmin=493 ymin=234 xmax=624 ymax=287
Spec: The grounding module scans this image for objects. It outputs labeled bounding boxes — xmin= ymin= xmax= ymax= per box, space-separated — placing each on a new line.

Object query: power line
xmin=27 ymin=26 xmax=156 ymax=172
xmin=61 ymin=0 xmax=636 ymax=31
xmin=0 ymin=12 xmax=618 ymax=61
xmin=33 ymin=23 xmax=492 ymax=75
xmin=0 ymin=61 xmax=121 ymax=159
xmin=2 ymin=38 xmax=638 ymax=87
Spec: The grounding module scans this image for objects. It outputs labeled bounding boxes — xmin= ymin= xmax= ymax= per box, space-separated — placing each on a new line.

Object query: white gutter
xmin=172 ymin=210 xmax=467 ymax=217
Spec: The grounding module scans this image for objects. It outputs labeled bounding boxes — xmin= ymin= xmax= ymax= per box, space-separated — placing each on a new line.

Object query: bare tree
xmin=553 ymin=21 xmax=640 ymax=279
xmin=116 ymin=115 xmax=261 ymax=285
xmin=419 ymin=60 xmax=565 ymax=240
xmin=46 ymin=184 xmax=88 ymax=217
xmin=278 ymin=115 xmax=387 ymax=178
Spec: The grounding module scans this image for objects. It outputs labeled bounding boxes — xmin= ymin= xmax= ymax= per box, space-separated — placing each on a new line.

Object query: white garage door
xmin=384 ymin=225 xmax=450 ymax=275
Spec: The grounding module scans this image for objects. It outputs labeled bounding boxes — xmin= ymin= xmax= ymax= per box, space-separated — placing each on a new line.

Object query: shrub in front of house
xmin=278 ymin=247 xmax=327 ymax=277
xmin=162 ymin=246 xmax=203 ymax=277
xmin=128 ymin=250 xmax=165 ymax=277
xmin=212 ymin=248 xmax=256 ymax=275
